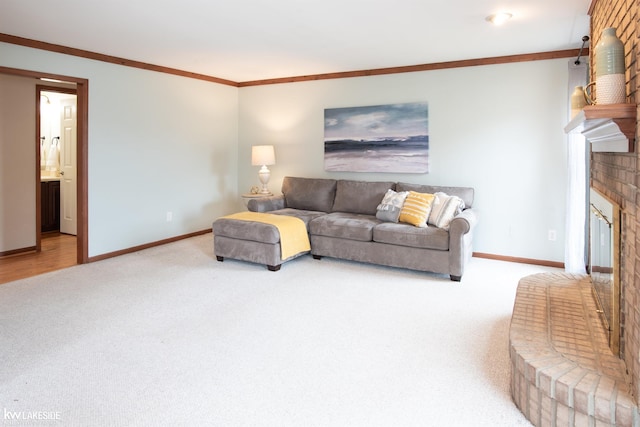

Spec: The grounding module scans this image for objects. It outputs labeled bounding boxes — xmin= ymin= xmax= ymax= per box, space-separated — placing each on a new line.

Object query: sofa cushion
xmin=376 ymin=189 xmax=409 ymax=223
xmin=213 ymin=217 xmax=280 ymax=244
xmin=398 ymin=191 xmax=436 ymax=228
xmin=332 ymin=180 xmax=395 ymax=215
xmin=309 ymin=212 xmax=380 ymax=242
xmin=373 ymin=222 xmax=449 ymax=250
xmin=270 ymin=208 xmax=327 ymax=230
xmin=396 ymin=183 xmax=474 ymax=209
xmin=282 ymin=176 xmax=337 ymax=212
xmin=428 ymin=192 xmax=465 ymax=230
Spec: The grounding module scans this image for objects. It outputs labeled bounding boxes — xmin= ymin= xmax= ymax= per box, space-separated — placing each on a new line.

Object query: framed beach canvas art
xmin=324 ymin=102 xmax=429 ymax=173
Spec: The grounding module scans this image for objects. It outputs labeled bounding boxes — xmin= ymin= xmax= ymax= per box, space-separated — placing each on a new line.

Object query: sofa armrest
xmin=448 ymin=208 xmax=478 ymax=237
xmin=247 ymin=195 xmax=286 ymax=212
xmin=447 ymin=208 xmax=478 ymax=281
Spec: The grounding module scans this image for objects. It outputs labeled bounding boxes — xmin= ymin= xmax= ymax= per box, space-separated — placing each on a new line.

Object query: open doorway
xmin=36 ymin=85 xmax=78 ymax=236
xmin=37 ymin=86 xmax=78 ymax=266
xmin=0 ymin=66 xmax=88 ymax=271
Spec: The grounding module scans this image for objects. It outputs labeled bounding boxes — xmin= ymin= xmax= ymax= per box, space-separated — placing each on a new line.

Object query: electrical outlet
xmin=548 ymin=229 xmax=556 ymax=241
xmin=166 ymin=211 xmax=173 ymax=222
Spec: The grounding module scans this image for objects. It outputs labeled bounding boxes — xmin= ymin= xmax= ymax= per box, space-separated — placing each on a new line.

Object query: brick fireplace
xmin=589 ymin=0 xmax=640 ymax=406
xmin=509 ymin=2 xmax=640 ymax=424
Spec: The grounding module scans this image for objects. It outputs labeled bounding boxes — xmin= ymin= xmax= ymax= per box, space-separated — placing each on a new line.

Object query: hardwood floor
xmin=0 ymin=233 xmax=77 ymax=284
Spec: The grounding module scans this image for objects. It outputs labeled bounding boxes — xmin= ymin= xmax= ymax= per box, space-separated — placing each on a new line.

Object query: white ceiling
xmin=0 ymin=0 xmax=591 ymax=83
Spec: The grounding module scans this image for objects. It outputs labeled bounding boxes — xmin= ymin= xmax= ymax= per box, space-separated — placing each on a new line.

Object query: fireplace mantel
xmin=564 ymin=103 xmax=636 ymax=152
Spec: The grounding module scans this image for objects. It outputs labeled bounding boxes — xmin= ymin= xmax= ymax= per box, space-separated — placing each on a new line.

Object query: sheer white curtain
xmin=565 ymin=60 xmax=589 ymax=274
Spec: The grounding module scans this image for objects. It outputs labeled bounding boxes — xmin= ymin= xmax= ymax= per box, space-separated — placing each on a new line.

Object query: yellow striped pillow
xmin=398 ymin=191 xmax=436 ymax=227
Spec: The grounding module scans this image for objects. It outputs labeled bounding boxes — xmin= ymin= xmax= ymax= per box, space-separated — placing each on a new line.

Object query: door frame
xmin=1 ymin=65 xmax=89 ymax=264
xmin=36 ymin=85 xmax=78 ymax=243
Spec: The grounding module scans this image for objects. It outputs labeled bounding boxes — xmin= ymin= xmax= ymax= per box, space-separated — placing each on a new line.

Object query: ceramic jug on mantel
xmin=570 ymin=86 xmax=588 ymax=118
xmin=586 ymin=27 xmax=626 ymax=105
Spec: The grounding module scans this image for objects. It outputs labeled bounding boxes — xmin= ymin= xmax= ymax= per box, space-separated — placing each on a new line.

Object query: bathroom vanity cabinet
xmin=41 ymin=179 xmax=60 ymax=232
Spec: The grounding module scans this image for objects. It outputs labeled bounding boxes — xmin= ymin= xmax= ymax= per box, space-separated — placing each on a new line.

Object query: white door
xmin=59 ymin=96 xmax=77 ymax=235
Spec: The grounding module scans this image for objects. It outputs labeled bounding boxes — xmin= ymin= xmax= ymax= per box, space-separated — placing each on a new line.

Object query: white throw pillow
xmin=428 ymin=192 xmax=465 ymax=230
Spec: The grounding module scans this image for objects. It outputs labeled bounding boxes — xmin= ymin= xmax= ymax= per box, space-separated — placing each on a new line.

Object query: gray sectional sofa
xmin=240 ymin=176 xmax=478 ymax=281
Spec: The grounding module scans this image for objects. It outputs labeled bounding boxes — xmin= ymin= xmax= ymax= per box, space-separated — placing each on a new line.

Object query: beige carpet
xmin=0 ymin=233 xmax=560 ymax=426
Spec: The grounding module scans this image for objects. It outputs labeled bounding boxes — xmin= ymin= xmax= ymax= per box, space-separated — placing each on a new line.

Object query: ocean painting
xmin=324 ymin=102 xmax=429 ymax=173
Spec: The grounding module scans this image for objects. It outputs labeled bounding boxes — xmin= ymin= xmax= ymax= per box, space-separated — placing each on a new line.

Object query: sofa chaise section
xmin=246 ymin=176 xmax=478 ymax=281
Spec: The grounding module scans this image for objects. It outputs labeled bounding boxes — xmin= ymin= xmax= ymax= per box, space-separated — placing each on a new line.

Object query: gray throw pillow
xmin=376 ymin=189 xmax=409 ymax=222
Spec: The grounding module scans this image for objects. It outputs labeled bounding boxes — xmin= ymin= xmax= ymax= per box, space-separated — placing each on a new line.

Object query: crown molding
xmin=1 ymin=33 xmax=581 ymax=87
xmin=239 ymin=49 xmax=583 ymax=86
xmin=0 ymin=33 xmax=239 ymax=87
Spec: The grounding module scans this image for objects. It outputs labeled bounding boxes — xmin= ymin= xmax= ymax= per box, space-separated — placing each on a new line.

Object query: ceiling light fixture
xmin=486 ymin=12 xmax=513 ymax=26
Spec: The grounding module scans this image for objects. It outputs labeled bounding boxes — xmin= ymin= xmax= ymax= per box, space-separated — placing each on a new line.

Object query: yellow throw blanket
xmin=222 ymin=212 xmax=310 ymax=260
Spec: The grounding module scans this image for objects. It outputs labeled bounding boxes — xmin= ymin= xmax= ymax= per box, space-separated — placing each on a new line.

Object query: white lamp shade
xmin=251 ymin=145 xmax=275 ymax=166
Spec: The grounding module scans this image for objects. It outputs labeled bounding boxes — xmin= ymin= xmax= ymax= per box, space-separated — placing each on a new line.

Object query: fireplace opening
xmin=589 ymin=188 xmax=621 ymax=356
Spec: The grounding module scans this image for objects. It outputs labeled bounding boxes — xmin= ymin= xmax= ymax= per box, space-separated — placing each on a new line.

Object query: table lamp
xmin=251 ymin=145 xmax=276 ymax=195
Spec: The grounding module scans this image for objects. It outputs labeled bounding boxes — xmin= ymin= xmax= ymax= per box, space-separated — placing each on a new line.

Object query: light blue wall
xmin=1 ymin=40 xmax=570 ymax=263
xmin=239 ymin=59 xmax=569 ymax=262
xmin=0 ymin=42 xmax=239 ymax=257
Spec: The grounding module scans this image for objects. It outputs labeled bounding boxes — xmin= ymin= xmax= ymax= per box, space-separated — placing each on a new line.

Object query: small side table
xmin=241 ymin=192 xmax=273 ymax=209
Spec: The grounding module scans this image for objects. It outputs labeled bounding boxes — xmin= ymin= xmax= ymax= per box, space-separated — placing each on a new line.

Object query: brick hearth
xmin=510 ymin=272 xmax=638 ymax=426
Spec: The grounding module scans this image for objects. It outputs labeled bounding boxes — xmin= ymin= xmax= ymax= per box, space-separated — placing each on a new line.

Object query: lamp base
xmin=258 ymin=165 xmax=271 ymax=194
